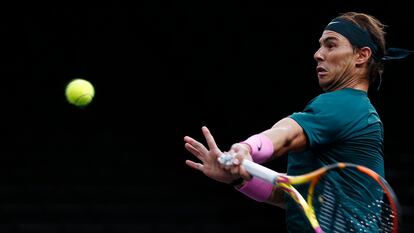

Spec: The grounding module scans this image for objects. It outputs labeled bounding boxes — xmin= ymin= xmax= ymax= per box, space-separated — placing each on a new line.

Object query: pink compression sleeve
xmin=241 ymin=134 xmax=274 ymax=164
xmin=236 ymin=177 xmax=273 ymax=202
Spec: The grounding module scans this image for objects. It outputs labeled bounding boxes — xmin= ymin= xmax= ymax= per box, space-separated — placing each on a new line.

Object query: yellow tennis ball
xmin=65 ymin=79 xmax=95 ymax=107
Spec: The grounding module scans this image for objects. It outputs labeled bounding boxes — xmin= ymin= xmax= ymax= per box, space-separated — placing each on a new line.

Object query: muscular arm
xmin=228 ymin=117 xmax=307 ymax=208
xmin=262 ymin=117 xmax=307 ymax=159
xmin=262 ymin=117 xmax=307 ymax=208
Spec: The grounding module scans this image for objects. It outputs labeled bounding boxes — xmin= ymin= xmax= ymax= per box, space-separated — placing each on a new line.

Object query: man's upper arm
xmin=262 ymin=117 xmax=307 ymax=157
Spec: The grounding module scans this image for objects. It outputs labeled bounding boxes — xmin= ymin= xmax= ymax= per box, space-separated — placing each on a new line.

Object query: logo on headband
xmin=327 ymin=21 xmax=339 ymax=26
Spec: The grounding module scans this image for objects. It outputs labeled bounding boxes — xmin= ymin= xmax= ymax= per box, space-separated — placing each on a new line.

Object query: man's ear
xmin=356 ymin=47 xmax=372 ymax=65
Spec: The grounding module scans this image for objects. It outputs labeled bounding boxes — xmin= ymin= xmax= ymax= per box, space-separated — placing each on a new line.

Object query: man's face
xmin=314 ymin=30 xmax=357 ymax=91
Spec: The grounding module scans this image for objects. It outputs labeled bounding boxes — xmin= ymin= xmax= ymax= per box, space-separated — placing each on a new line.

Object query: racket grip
xmin=242 ymin=159 xmax=279 ymax=184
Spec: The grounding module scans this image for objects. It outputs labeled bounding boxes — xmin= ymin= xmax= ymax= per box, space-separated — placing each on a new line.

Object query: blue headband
xmin=325 ymin=17 xmax=412 ymax=61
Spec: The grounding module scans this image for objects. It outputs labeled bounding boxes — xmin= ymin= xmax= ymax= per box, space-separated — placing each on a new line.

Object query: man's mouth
xmin=316 ymin=66 xmax=328 ymax=76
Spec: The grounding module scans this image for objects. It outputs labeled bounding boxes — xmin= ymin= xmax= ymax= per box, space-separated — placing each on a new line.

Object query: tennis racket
xmin=241 ymin=160 xmax=400 ymax=233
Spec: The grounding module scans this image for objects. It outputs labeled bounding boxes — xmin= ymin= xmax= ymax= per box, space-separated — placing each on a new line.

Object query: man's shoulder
xmin=311 ymin=88 xmax=368 ymax=106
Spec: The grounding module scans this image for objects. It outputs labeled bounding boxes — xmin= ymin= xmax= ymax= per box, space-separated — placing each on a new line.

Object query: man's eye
xmin=326 ymin=43 xmax=335 ymax=49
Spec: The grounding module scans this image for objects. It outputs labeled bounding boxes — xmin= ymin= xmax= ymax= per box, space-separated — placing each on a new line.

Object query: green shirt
xmin=286 ymin=88 xmax=384 ymax=233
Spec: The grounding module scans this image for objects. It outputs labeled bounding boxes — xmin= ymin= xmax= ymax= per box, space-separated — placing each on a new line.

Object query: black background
xmin=1 ymin=1 xmax=414 ymax=233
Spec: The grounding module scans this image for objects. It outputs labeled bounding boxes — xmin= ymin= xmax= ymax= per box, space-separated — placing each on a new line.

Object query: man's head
xmin=314 ymin=12 xmax=386 ymax=91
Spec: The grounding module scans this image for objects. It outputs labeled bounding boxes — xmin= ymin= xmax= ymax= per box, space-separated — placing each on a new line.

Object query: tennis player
xmin=184 ymin=12 xmax=409 ymax=232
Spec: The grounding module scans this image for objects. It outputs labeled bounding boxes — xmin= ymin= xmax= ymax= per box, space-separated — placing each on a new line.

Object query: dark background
xmin=1 ymin=2 xmax=414 ymax=233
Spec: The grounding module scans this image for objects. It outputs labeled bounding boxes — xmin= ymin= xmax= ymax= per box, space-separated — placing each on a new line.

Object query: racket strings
xmin=314 ymin=178 xmax=350 ymax=233
xmin=378 ymin=199 xmax=395 ymax=232
xmin=313 ymin=171 xmax=397 ymax=233
xmin=349 ymin=186 xmax=395 ymax=232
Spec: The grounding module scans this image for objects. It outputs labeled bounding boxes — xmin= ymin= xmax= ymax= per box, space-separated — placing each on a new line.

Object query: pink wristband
xmin=241 ymin=134 xmax=274 ymax=164
xmin=237 ymin=177 xmax=273 ymax=202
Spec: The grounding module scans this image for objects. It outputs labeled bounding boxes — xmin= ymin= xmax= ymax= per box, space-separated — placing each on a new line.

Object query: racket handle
xmin=242 ymin=159 xmax=280 ymax=184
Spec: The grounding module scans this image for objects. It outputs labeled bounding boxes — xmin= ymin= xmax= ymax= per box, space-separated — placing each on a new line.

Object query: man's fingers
xmin=202 ymin=126 xmax=219 ymax=151
xmin=184 ymin=143 xmax=206 ymax=162
xmin=185 ymin=160 xmax=204 ymax=172
xmin=184 ymin=136 xmax=209 ymax=156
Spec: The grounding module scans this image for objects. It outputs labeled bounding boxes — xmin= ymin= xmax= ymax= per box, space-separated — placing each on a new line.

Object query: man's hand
xmin=184 ymin=126 xmax=239 ymax=184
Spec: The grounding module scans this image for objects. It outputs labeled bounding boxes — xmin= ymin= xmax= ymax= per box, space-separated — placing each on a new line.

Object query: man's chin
xmin=318 ymin=80 xmax=329 ymax=91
